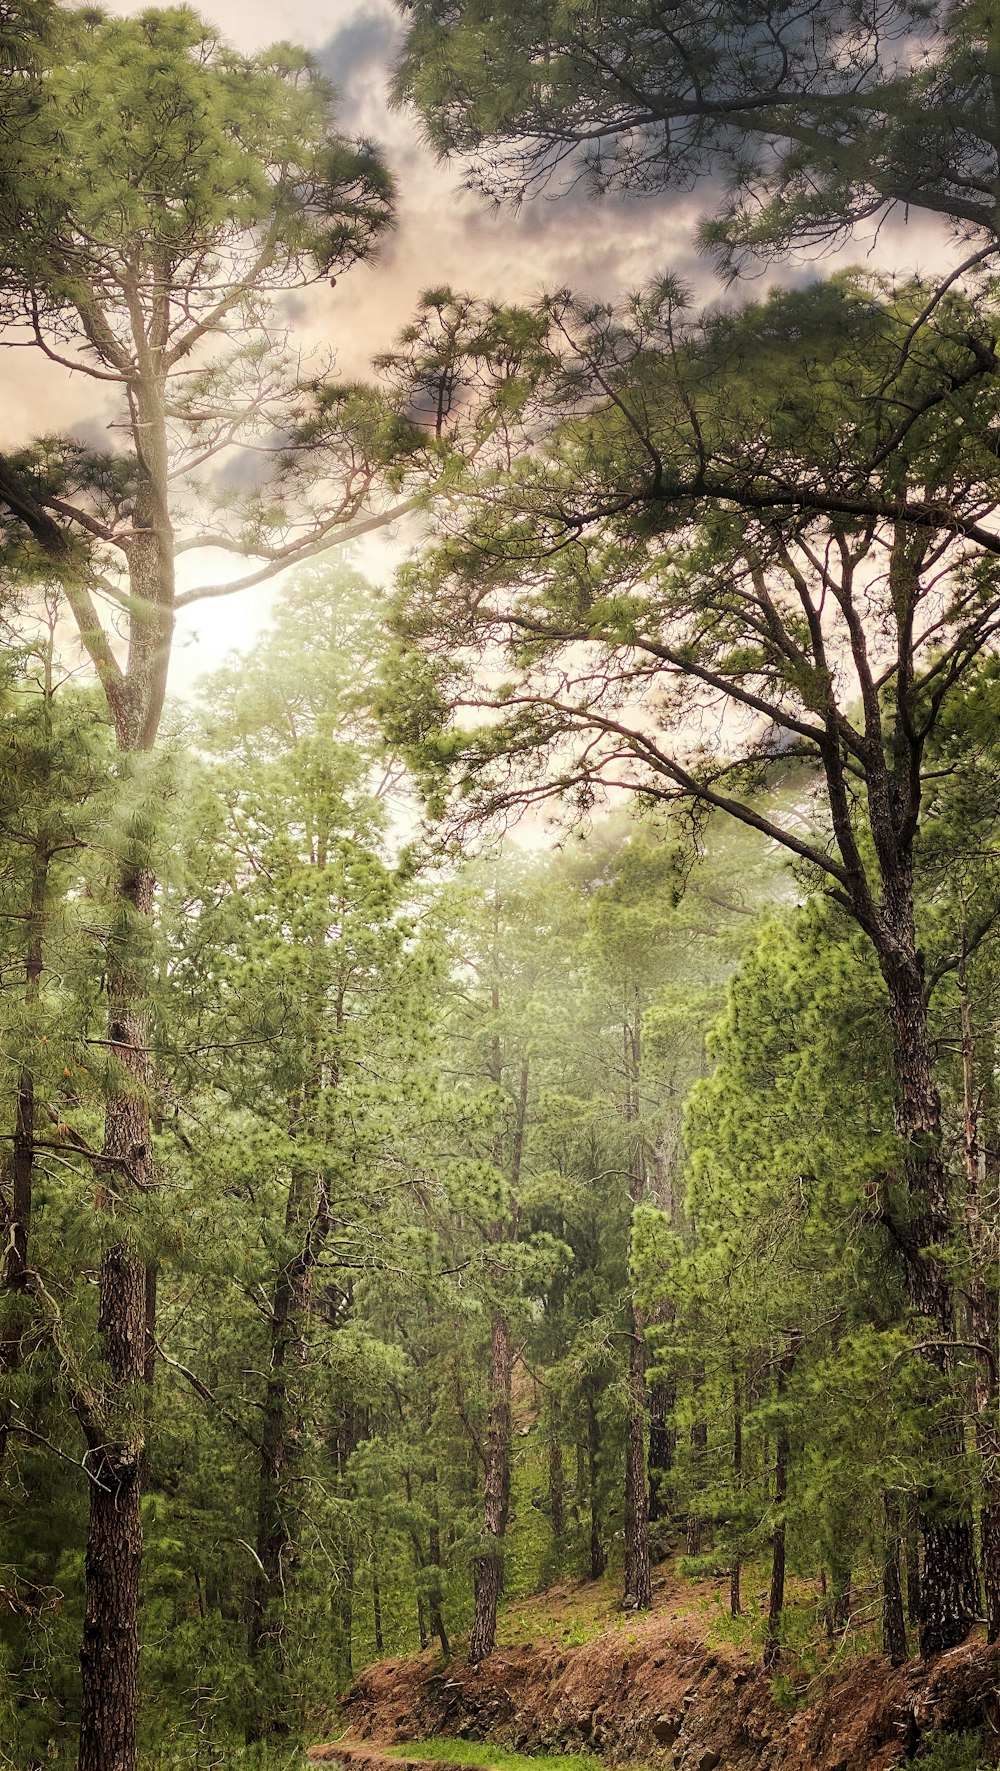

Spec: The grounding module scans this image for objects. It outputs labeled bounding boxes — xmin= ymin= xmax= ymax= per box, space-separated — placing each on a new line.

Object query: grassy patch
xmin=386 ymin=1739 xmax=607 ymax=1771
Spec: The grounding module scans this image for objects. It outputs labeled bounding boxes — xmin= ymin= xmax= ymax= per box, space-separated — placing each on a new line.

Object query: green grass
xmin=386 ymin=1739 xmax=607 ymax=1771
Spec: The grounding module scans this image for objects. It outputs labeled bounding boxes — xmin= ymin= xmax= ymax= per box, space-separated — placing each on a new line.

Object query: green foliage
xmin=387 ymin=1742 xmax=608 ymax=1771
xmin=394 ymin=0 xmax=1000 ymax=260
xmin=908 ymin=1735 xmax=989 ymax=1771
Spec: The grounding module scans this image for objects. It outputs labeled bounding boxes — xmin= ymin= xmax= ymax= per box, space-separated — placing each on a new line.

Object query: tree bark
xmin=587 ymin=1387 xmax=606 ymax=1580
xmin=78 ymin=857 xmax=155 ymax=1771
xmin=372 ymin=1562 xmax=384 ymax=1655
xmin=246 ymin=1163 xmax=328 ymax=1740
xmin=647 ymin=1370 xmax=676 ymax=1526
xmin=685 ymin=1362 xmax=707 ymax=1557
xmin=881 ymin=938 xmax=981 ymax=1657
xmin=548 ymin=1418 xmax=565 ymax=1544
xmin=958 ymin=952 xmax=1000 ymax=1643
xmin=426 ymin=1467 xmax=450 ymax=1657
xmin=883 ymin=1496 xmax=908 ymax=1666
xmin=622 ymin=988 xmax=652 ymax=1612
xmin=0 ymin=835 xmax=48 ymax=1472
xmin=469 ymin=1309 xmax=513 ymax=1663
xmin=730 ymin=1366 xmax=743 ymax=1619
xmin=905 ymin=1502 xmax=922 ymax=1628
xmin=763 ymin=1332 xmax=799 ymax=1670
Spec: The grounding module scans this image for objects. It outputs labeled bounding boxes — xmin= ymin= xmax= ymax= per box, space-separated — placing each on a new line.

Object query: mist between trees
xmin=3 ymin=0 xmax=1000 ymax=1766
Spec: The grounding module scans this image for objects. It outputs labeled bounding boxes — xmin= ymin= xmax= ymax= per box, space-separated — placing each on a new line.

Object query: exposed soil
xmin=322 ymin=1588 xmax=1000 ymax=1771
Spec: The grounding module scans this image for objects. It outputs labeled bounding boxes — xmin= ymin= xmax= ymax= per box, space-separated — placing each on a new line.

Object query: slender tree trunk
xmin=905 ymin=1502 xmax=922 ymax=1628
xmin=372 ymin=1563 xmax=384 ymax=1655
xmin=647 ymin=1370 xmax=676 ymax=1525
xmin=426 ymin=1467 xmax=450 ymax=1657
xmin=730 ymin=1366 xmax=743 ymax=1619
xmin=685 ymin=1362 xmax=707 ymax=1557
xmin=246 ymin=1164 xmax=328 ymax=1740
xmin=0 ymin=837 xmax=48 ymax=1472
xmin=763 ymin=1332 xmax=799 ymax=1671
xmin=624 ymin=1300 xmax=653 ymax=1608
xmin=468 ymin=1048 xmax=526 ymax=1664
xmin=469 ymin=1310 xmax=513 ymax=1663
xmin=548 ymin=1414 xmax=565 ymax=1545
xmin=338 ymin=1554 xmax=354 ymax=1682
xmin=587 ymin=1388 xmax=606 ymax=1580
xmin=883 ymin=1496 xmax=908 ymax=1666
xmin=403 ymin=1469 xmax=430 ymax=1651
xmin=622 ymin=988 xmax=652 ymax=1611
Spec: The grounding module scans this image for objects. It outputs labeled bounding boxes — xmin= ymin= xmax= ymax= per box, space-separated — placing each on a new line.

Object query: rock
xmin=652 ymin=1714 xmax=681 ymax=1745
xmin=692 ymin=1752 xmax=721 ymax=1771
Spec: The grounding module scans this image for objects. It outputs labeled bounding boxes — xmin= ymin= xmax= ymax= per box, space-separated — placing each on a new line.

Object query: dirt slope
xmin=334 ymin=1605 xmax=1000 ymax=1770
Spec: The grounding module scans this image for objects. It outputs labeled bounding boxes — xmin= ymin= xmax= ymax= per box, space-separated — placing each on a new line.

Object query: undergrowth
xmin=387 ymin=1740 xmax=607 ymax=1771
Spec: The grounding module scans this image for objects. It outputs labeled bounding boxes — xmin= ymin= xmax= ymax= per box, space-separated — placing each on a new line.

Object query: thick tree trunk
xmin=78 ymin=858 xmax=154 ymax=1771
xmin=882 ymin=944 xmax=981 ymax=1657
xmin=958 ymin=959 xmax=1000 ymax=1643
xmin=883 ymin=1496 xmax=908 ymax=1666
xmin=77 ymin=373 xmax=176 ymax=1771
xmin=469 ymin=1310 xmax=513 ymax=1663
xmin=78 ymin=1460 xmax=143 ymax=1771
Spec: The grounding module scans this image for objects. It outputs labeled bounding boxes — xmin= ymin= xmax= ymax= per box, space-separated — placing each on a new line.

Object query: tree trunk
xmin=881 ymin=942 xmax=981 ymax=1657
xmin=372 ymin=1562 xmax=384 ymax=1655
xmin=883 ymin=1496 xmax=908 ymax=1666
xmin=78 ymin=857 xmax=155 ymax=1771
xmin=78 ymin=1461 xmax=143 ymax=1771
xmin=622 ymin=989 xmax=652 ymax=1611
xmin=549 ymin=1421 xmax=565 ymax=1544
xmin=731 ymin=1366 xmax=743 ymax=1619
xmin=623 ymin=1300 xmax=653 ymax=1609
xmin=469 ymin=1310 xmax=513 ymax=1663
xmin=958 ymin=953 xmax=1000 ymax=1643
xmin=647 ymin=1374 xmax=676 ymax=1525
xmin=905 ymin=1502 xmax=922 ymax=1628
xmin=763 ymin=1332 xmax=799 ymax=1671
xmin=685 ymin=1362 xmax=707 ymax=1558
xmin=77 ymin=370 xmax=176 ymax=1771
xmin=246 ymin=1165 xmax=328 ymax=1740
xmin=426 ymin=1470 xmax=450 ymax=1657
xmin=587 ymin=1388 xmax=606 ymax=1580
xmin=0 ymin=836 xmax=48 ymax=1472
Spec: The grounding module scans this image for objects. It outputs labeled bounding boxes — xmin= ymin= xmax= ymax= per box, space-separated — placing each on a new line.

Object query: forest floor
xmin=310 ymin=1559 xmax=1000 ymax=1771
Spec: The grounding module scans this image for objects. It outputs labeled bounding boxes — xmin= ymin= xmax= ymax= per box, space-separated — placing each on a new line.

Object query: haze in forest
xmin=4 ymin=4 xmax=1000 ymax=1771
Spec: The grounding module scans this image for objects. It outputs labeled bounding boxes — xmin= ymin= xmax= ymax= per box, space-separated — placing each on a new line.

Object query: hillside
xmin=313 ymin=1571 xmax=1000 ymax=1771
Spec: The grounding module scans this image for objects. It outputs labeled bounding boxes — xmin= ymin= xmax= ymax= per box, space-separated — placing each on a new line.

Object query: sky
xmin=3 ymin=0 xmax=963 ymax=702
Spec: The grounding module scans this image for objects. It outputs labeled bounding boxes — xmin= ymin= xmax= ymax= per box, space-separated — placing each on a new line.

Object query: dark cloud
xmin=319 ymin=4 xmax=401 ymax=133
